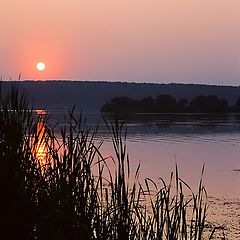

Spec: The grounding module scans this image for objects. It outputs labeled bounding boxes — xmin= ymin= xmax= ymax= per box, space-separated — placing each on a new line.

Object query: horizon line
xmin=1 ymin=79 xmax=240 ymax=88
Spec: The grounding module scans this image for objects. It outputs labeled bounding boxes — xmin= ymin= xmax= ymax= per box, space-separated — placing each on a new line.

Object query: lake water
xmin=45 ymin=111 xmax=240 ymax=198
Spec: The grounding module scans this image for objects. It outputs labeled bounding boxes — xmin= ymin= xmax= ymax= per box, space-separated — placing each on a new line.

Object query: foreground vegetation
xmin=1 ymin=84 xmax=218 ymax=239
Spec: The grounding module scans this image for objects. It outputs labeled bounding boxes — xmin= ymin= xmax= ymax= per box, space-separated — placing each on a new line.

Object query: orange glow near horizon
xmin=18 ymin=42 xmax=67 ymax=80
xmin=0 ymin=0 xmax=239 ymax=83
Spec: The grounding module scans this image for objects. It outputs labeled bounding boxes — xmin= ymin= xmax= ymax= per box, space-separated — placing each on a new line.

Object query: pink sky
xmin=0 ymin=0 xmax=239 ymax=85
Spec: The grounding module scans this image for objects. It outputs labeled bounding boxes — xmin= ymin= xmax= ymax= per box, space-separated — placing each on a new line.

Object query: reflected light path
xmin=34 ymin=110 xmax=47 ymax=165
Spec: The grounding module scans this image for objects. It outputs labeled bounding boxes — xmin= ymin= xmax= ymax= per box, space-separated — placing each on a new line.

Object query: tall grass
xmin=0 ymin=83 xmax=215 ymax=239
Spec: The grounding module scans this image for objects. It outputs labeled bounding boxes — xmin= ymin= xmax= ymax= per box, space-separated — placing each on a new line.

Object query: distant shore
xmin=100 ymin=94 xmax=237 ymax=114
xmin=2 ymin=80 xmax=240 ymax=113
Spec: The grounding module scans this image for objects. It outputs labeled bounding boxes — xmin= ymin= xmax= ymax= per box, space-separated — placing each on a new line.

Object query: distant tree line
xmin=101 ymin=94 xmax=240 ymax=114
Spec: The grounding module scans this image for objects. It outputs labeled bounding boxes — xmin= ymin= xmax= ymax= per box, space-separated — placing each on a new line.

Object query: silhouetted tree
xmin=234 ymin=97 xmax=240 ymax=112
xmin=176 ymin=98 xmax=188 ymax=113
xmin=155 ymin=95 xmax=176 ymax=113
xmin=101 ymin=94 xmax=230 ymax=114
xmin=218 ymin=99 xmax=229 ymax=112
xmin=140 ymin=97 xmax=155 ymax=113
xmin=190 ymin=95 xmax=229 ymax=113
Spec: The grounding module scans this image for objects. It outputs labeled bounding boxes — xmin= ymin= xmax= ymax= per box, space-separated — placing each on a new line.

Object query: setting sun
xmin=36 ymin=62 xmax=46 ymax=71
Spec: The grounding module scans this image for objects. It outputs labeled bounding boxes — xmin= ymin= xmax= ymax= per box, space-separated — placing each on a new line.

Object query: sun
xmin=36 ymin=62 xmax=46 ymax=71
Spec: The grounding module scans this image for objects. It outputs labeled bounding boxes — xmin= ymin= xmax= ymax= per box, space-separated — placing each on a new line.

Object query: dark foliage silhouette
xmin=101 ymin=94 xmax=230 ymax=114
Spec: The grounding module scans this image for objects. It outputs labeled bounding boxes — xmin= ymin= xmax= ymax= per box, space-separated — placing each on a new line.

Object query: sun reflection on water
xmin=33 ymin=109 xmax=48 ymax=165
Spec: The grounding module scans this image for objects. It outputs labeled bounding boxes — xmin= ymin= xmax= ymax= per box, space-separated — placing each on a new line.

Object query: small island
xmin=101 ymin=94 xmax=240 ymax=114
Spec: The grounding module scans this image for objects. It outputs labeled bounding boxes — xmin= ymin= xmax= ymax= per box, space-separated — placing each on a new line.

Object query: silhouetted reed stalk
xmin=0 ymin=83 xmax=216 ymax=239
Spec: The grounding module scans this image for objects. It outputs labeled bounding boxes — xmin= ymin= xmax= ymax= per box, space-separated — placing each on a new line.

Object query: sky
xmin=0 ymin=0 xmax=239 ymax=85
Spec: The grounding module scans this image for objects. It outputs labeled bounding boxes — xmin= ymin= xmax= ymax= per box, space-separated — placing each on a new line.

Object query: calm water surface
xmin=45 ymin=111 xmax=240 ymax=197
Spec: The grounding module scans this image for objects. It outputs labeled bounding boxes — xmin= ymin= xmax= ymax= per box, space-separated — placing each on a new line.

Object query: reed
xmin=0 ymin=83 xmax=217 ymax=239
